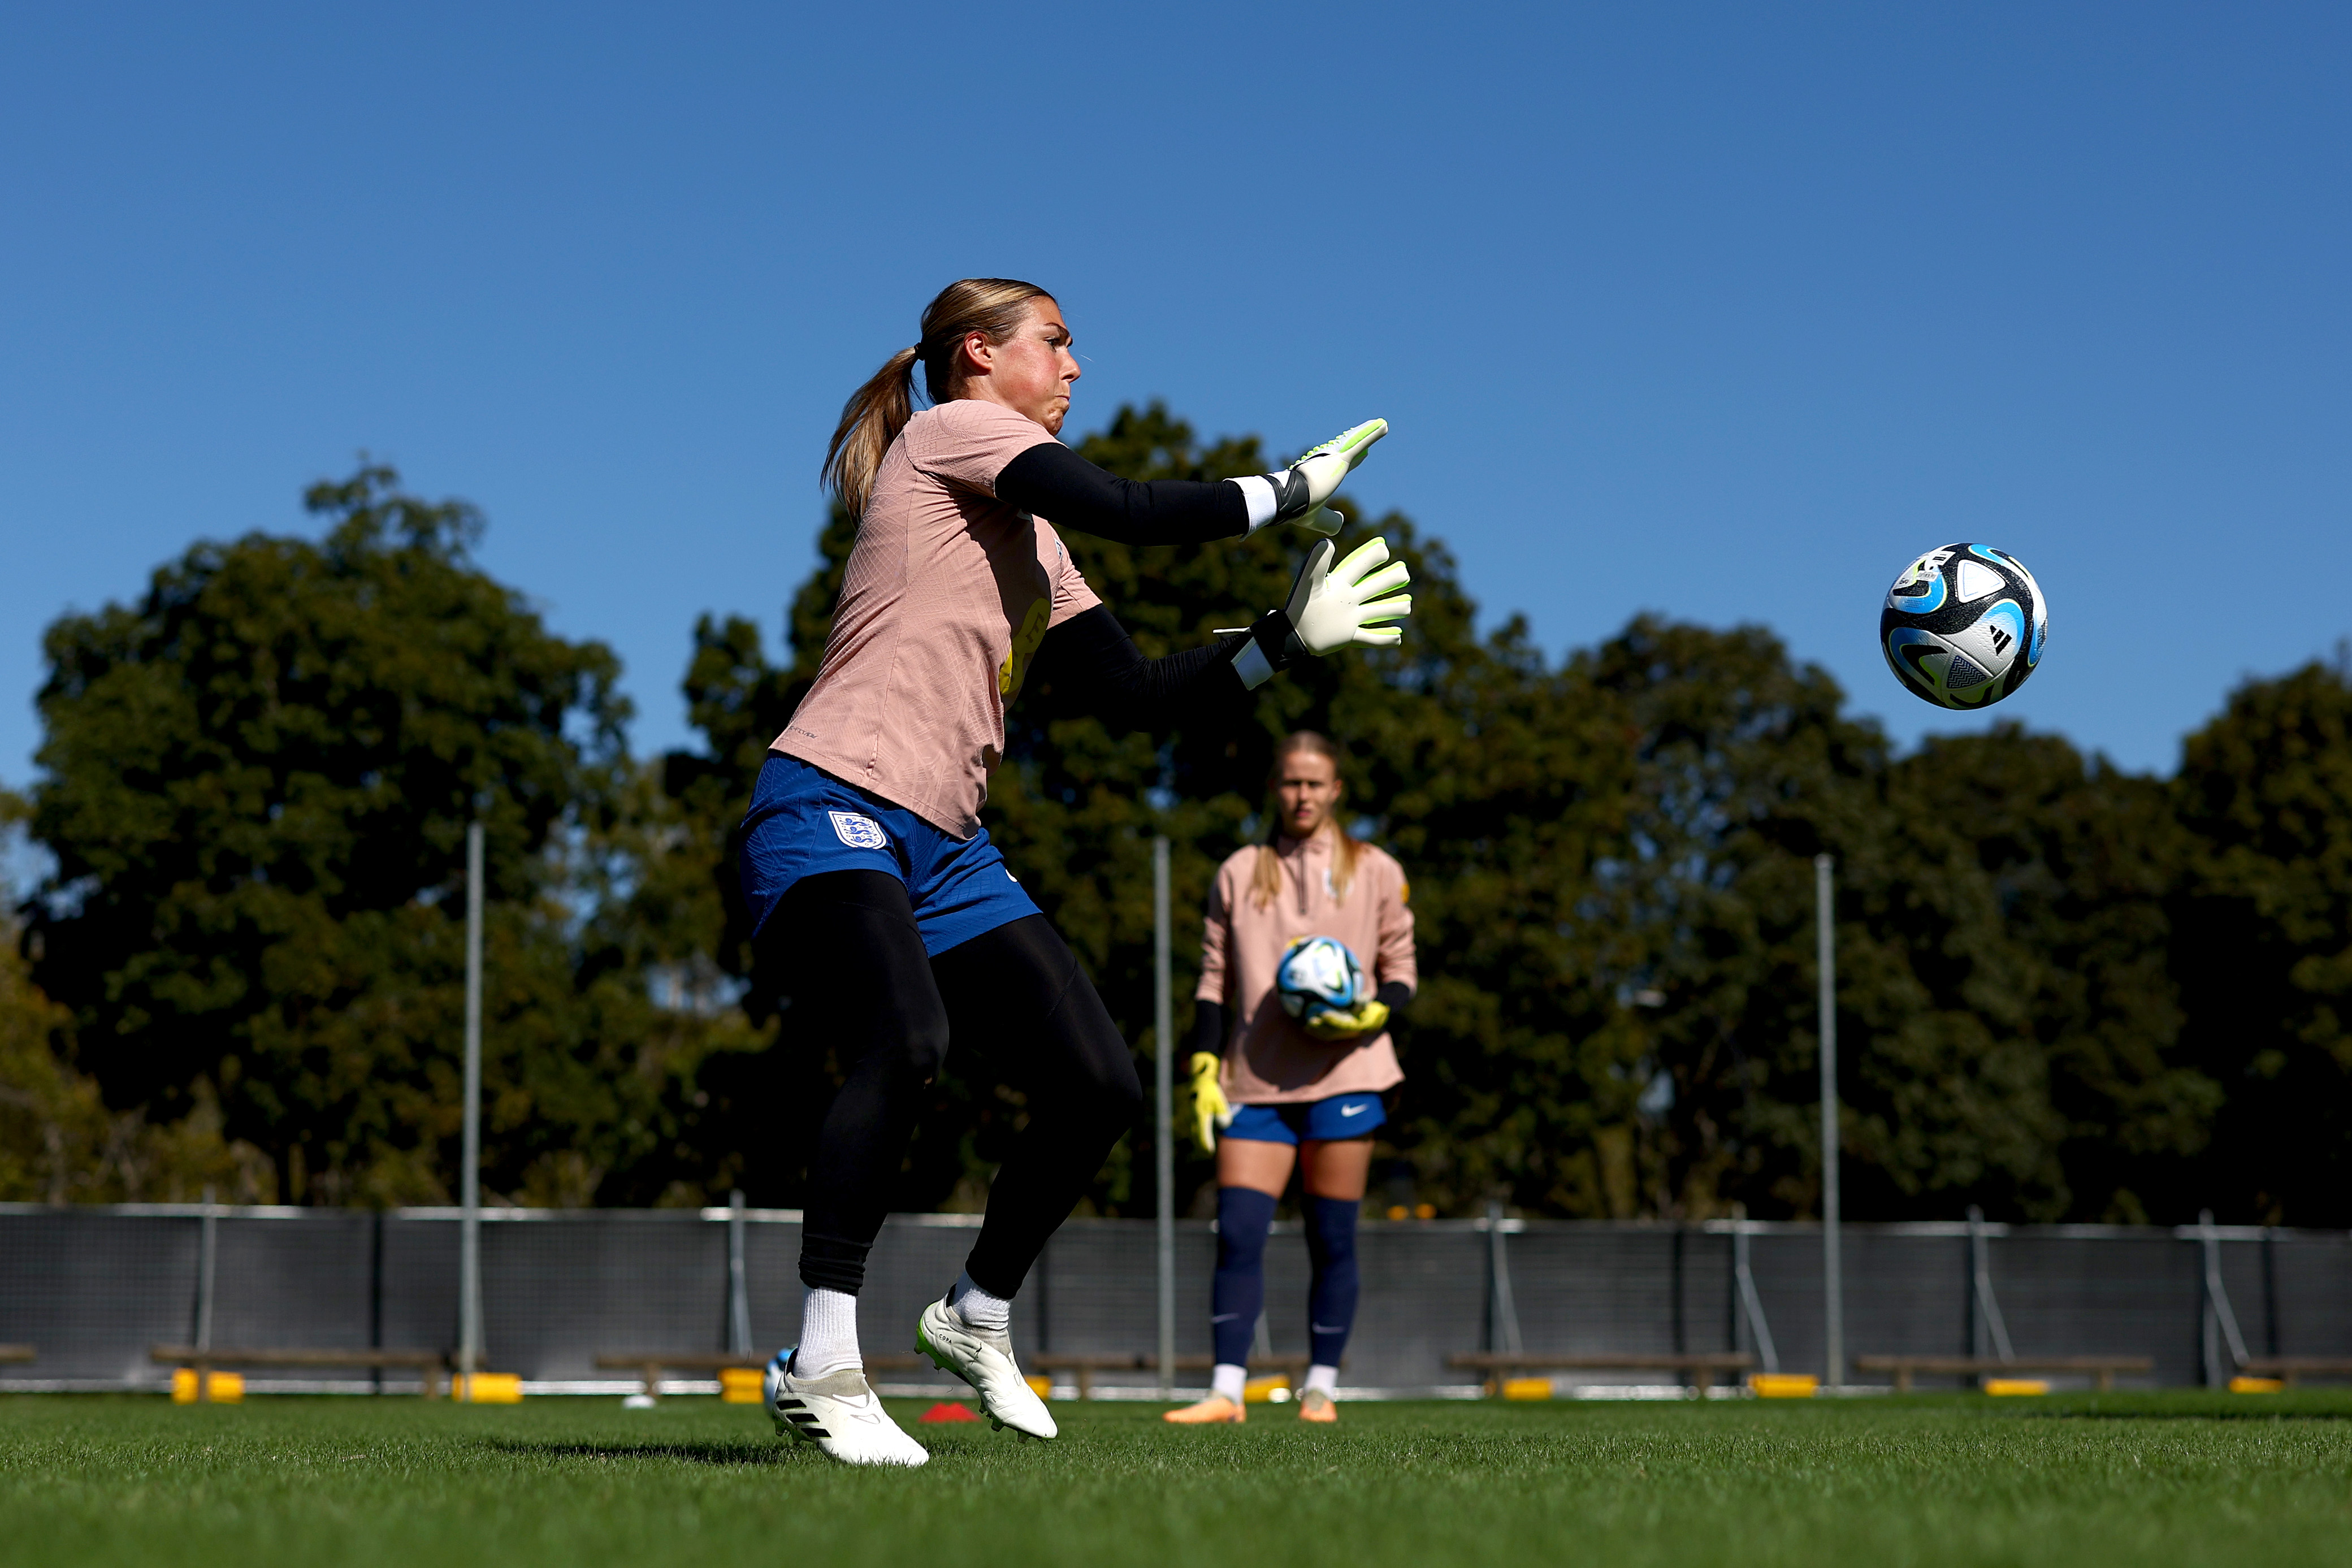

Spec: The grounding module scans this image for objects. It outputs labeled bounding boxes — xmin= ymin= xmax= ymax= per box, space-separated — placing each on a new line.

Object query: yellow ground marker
xmin=1748 ymin=1374 xmax=1818 ymax=1398
xmin=453 ymin=1372 xmax=523 ymax=1403
xmin=2230 ymin=1376 xmax=2285 ymax=1393
xmin=1502 ymin=1378 xmax=1553 ymax=1401
xmin=1983 ymin=1379 xmax=2050 ymax=1396
xmin=171 ymin=1369 xmax=243 ymax=1404
xmin=717 ymin=1367 xmax=764 ymax=1404
xmin=1243 ymin=1374 xmax=1292 ymax=1404
xmin=1024 ymin=1374 xmax=1053 ymax=1400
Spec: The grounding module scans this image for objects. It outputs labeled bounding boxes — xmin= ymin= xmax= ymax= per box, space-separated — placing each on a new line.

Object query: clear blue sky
xmin=3 ymin=2 xmax=2346 ymax=794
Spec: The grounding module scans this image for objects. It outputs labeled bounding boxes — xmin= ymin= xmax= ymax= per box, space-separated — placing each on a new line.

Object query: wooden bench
xmin=151 ymin=1345 xmax=450 ymax=1398
xmin=595 ymin=1350 xmax=922 ymax=1401
xmin=2240 ymin=1357 xmax=2352 ymax=1388
xmin=1852 ymin=1354 xmax=2152 ymax=1393
xmin=0 ymin=1345 xmax=33 ymax=1366
xmin=1448 ymin=1352 xmax=1755 ymax=1397
xmin=1030 ymin=1352 xmax=1315 ymax=1401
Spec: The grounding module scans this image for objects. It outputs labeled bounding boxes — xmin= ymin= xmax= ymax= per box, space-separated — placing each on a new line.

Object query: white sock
xmin=796 ymin=1286 xmax=861 ymax=1378
xmin=946 ymin=1271 xmax=1011 ymax=1334
xmin=1212 ymin=1362 xmax=1248 ymax=1402
xmin=1305 ymin=1363 xmax=1339 ymax=1396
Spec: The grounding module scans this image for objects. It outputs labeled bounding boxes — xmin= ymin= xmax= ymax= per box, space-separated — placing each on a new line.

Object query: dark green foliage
xmin=2171 ymin=656 xmax=2352 ymax=1222
xmin=1545 ymin=627 xmax=2211 ymax=1223
xmin=21 ymin=466 xmax=760 ymax=1206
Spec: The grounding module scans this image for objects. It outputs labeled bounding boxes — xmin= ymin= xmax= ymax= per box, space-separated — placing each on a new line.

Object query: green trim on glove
xmin=1284 ymin=536 xmax=1415 ymax=655
xmin=1267 ymin=418 xmax=1389 ymax=530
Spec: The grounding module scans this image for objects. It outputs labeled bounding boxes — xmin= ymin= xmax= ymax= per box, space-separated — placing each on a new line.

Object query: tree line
xmin=6 ymin=414 xmax=2349 ymax=1224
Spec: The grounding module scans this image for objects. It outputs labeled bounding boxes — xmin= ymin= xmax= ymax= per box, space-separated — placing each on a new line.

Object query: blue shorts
xmin=1223 ymin=1093 xmax=1387 ymax=1145
xmin=738 ymin=753 xmax=1041 ymax=956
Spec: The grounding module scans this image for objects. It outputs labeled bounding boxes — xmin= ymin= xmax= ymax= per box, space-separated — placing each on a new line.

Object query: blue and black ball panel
xmin=1878 ymin=542 xmax=2048 ymax=711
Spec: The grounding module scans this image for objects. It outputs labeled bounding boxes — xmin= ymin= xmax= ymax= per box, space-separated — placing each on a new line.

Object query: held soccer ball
xmin=1276 ymin=935 xmax=1365 ymax=1030
xmin=1880 ymin=543 xmax=2048 ymax=709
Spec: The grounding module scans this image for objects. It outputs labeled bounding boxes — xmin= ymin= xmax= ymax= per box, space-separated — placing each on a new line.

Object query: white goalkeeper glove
xmin=1235 ymin=419 xmax=1388 ymax=538
xmin=1222 ymin=537 xmax=1414 ymax=690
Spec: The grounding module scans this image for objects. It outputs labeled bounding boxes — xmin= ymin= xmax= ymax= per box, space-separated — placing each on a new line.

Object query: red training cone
xmin=917 ymin=1401 xmax=981 ymax=1423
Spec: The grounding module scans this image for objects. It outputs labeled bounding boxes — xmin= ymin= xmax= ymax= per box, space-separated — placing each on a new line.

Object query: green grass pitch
xmin=3 ymin=1392 xmax=2349 ymax=1567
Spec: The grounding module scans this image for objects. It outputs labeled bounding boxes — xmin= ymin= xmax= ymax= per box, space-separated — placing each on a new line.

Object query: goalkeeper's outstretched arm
xmin=1030 ymin=534 xmax=1416 ymax=721
xmin=1025 ymin=606 xmax=1262 ymax=723
xmin=994 ymin=419 xmax=1387 ymax=547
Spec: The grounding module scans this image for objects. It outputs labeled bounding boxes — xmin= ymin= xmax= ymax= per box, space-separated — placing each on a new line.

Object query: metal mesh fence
xmin=3 ymin=1205 xmax=2346 ymax=1392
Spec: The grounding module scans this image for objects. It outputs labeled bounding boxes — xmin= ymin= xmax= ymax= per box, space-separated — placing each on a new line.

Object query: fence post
xmin=1153 ymin=835 xmax=1175 ymax=1399
xmin=1732 ymin=1222 xmax=1779 ymax=1375
xmin=1485 ymin=1199 xmax=1523 ymax=1355
xmin=1967 ymin=1206 xmax=2015 ymax=1364
xmin=727 ymin=1189 xmax=752 ymax=1359
xmin=2197 ymin=1209 xmax=2249 ymax=1386
xmin=194 ymin=1185 xmax=218 ymax=1400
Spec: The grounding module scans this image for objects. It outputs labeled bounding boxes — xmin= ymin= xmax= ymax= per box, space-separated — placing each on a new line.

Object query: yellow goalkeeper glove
xmin=1187 ymin=1052 xmax=1232 ymax=1154
xmin=1303 ymin=998 xmax=1392 ymax=1042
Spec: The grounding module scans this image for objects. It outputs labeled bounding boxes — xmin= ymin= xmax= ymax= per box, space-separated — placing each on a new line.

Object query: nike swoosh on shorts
xmin=1339 ymin=1103 xmax=1368 ymax=1116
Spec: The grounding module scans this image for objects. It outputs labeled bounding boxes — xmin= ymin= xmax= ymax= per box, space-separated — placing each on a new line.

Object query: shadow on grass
xmin=486 ymin=1439 xmax=801 ymax=1466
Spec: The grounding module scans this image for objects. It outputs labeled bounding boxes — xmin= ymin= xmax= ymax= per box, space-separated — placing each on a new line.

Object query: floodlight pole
xmin=1153 ymin=836 xmax=1175 ymax=1399
xmin=459 ymin=821 xmax=485 ymax=1389
xmin=1816 ymin=853 xmax=1843 ymax=1390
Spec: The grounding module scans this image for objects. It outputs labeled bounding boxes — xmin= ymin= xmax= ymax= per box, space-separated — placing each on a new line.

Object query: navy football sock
xmin=1211 ymin=1186 xmax=1277 ymax=1370
xmin=1305 ymin=1196 xmax=1361 ymax=1370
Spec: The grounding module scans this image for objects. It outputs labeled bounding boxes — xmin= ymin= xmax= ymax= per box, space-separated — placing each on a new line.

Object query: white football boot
xmin=766 ymin=1349 xmax=929 ymax=1467
xmin=915 ymin=1296 xmax=1058 ymax=1440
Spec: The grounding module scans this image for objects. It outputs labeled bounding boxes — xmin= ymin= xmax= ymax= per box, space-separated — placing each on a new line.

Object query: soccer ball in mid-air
xmin=1880 ymin=543 xmax=2048 ymax=709
xmin=1276 ymin=935 xmax=1365 ymax=1030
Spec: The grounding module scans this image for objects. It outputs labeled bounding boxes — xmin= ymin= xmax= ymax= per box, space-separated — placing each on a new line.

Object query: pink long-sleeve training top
xmin=1197 ymin=830 xmax=1418 ymax=1105
xmin=774 ymin=399 xmax=1100 ymax=838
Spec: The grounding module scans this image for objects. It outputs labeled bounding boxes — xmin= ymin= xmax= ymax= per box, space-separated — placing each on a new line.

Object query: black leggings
xmin=766 ymin=869 xmax=1143 ymax=1300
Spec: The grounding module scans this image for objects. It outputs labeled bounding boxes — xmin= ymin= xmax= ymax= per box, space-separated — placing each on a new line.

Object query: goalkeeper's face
xmin=1274 ymin=751 xmax=1342 ymax=840
xmin=956 ymin=297 xmax=1080 ymax=434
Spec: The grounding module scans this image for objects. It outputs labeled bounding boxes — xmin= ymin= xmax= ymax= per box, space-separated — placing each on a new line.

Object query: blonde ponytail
xmin=821 ymin=278 xmax=1055 ymax=517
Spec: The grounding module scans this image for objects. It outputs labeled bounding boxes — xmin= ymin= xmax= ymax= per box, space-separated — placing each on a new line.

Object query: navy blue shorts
xmin=1223 ymin=1092 xmax=1387 ymax=1145
xmin=738 ymin=753 xmax=1041 ymax=956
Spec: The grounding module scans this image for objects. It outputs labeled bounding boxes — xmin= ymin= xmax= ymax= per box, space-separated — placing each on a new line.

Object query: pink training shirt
xmin=1197 ymin=831 xmax=1418 ymax=1105
xmin=774 ymin=399 xmax=1103 ymax=838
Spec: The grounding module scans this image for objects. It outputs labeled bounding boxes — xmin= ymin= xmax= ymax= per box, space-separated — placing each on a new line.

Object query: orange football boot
xmin=1297 ymin=1388 xmax=1338 ymax=1423
xmin=1162 ymin=1393 xmax=1246 ymax=1424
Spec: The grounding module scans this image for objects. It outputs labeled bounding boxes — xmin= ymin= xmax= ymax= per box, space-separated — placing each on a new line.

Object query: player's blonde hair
xmin=1251 ymin=731 xmax=1360 ymax=908
xmin=821 ymin=278 xmax=1057 ymax=518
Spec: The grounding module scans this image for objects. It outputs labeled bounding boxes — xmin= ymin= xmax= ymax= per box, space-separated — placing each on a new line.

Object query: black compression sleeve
xmin=1029 ymin=605 xmax=1251 ymax=724
xmin=1186 ymin=999 xmax=1228 ymax=1059
xmin=997 ymin=442 xmax=1248 ymax=546
xmin=1376 ymin=980 xmax=1414 ymax=1016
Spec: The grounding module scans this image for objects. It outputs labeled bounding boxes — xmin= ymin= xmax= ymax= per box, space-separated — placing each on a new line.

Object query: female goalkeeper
xmin=744 ymin=279 xmax=1410 ymax=1466
xmin=1165 ymin=730 xmax=1417 ymax=1426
